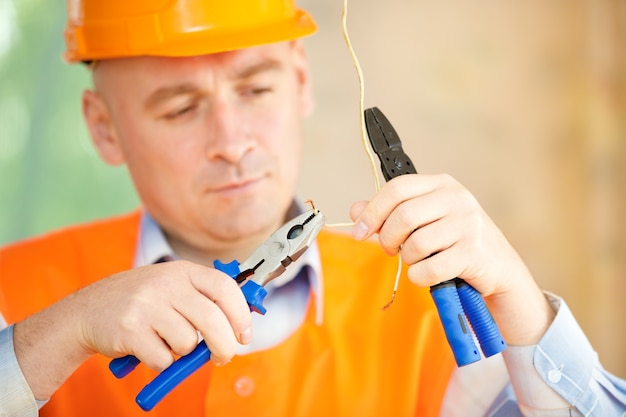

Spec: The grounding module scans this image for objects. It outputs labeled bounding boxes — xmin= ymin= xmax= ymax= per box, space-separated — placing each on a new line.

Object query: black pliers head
xmin=364 ymin=106 xmax=417 ymax=181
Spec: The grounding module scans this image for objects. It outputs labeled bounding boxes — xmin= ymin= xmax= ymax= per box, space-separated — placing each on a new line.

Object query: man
xmin=1 ymin=0 xmax=624 ymax=416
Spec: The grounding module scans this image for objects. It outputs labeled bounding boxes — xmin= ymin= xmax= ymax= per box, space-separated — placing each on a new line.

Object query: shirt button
xmin=548 ymin=369 xmax=562 ymax=383
xmin=233 ymin=376 xmax=255 ymax=397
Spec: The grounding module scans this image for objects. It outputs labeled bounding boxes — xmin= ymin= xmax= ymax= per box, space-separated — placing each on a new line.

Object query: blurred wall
xmin=299 ymin=0 xmax=626 ymax=377
xmin=0 ymin=0 xmax=624 ymax=377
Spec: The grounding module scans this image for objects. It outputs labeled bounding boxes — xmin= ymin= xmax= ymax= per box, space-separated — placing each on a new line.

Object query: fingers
xmin=80 ymin=260 xmax=253 ymax=370
xmin=130 ymin=331 xmax=179 ymax=372
xmin=405 ymin=243 xmax=468 ymax=288
xmin=181 ymin=263 xmax=253 ymax=365
xmin=399 ymin=213 xmax=461 ymax=266
xmin=350 ymin=174 xmax=453 ymax=241
xmin=187 ymin=262 xmax=252 ymax=344
xmin=351 ymin=174 xmax=465 ymax=252
xmin=348 ymin=173 xmax=501 ymax=291
xmin=152 ymin=260 xmax=252 ymax=366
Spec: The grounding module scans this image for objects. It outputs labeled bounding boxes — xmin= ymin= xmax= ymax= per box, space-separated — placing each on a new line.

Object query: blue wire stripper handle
xmin=108 ymin=209 xmax=325 ymax=411
xmin=364 ymin=106 xmax=506 ymax=367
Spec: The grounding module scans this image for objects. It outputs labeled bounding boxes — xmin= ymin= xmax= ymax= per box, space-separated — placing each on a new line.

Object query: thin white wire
xmin=325 ymin=0 xmax=402 ymax=309
xmin=340 ymin=0 xmax=381 ymax=194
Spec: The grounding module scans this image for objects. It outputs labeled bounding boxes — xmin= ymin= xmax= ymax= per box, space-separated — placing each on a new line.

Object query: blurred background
xmin=0 ymin=0 xmax=624 ymax=377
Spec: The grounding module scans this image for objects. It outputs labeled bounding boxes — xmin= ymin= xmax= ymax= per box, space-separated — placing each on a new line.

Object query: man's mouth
xmin=209 ymin=176 xmax=265 ymax=196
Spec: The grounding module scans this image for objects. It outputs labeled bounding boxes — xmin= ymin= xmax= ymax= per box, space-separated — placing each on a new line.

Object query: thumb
xmin=349 ymin=200 xmax=369 ymax=223
xmin=349 ymin=200 xmax=371 ymax=240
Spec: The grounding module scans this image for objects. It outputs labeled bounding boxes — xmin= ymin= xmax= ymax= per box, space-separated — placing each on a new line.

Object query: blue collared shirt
xmin=1 ymin=209 xmax=625 ymax=416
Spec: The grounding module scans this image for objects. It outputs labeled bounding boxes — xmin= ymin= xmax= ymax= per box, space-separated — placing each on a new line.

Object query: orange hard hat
xmin=64 ymin=0 xmax=317 ymax=62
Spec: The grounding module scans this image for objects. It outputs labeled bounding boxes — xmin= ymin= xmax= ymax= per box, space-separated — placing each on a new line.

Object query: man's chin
xmin=202 ymin=201 xmax=285 ymax=239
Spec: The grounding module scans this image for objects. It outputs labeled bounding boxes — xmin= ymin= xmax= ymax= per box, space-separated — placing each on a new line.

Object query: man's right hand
xmin=13 ymin=260 xmax=252 ymax=401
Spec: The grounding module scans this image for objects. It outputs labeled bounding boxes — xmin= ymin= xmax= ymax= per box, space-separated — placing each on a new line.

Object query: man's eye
xmin=244 ymin=86 xmax=273 ymax=97
xmin=163 ymin=104 xmax=196 ymax=120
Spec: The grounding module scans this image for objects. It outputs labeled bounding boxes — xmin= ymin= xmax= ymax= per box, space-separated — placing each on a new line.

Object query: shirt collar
xmin=133 ymin=200 xmax=324 ymax=324
xmin=133 ymin=212 xmax=175 ymax=268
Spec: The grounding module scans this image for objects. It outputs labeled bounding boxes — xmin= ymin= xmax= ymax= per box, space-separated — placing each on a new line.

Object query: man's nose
xmin=204 ymin=100 xmax=254 ymax=164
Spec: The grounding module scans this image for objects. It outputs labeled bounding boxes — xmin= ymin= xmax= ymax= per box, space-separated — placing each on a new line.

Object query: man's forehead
xmin=92 ymin=42 xmax=294 ymax=104
xmin=190 ymin=43 xmax=290 ymax=78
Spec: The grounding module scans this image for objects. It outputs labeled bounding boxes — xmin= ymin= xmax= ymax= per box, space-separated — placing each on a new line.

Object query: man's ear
xmin=290 ymin=40 xmax=315 ymax=118
xmin=82 ymin=89 xmax=125 ymax=166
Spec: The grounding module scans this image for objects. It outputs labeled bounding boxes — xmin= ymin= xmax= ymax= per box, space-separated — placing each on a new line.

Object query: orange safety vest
xmin=0 ymin=211 xmax=455 ymax=417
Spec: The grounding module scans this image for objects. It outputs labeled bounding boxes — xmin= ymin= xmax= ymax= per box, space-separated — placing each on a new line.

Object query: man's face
xmin=84 ymin=42 xmax=314 ymax=257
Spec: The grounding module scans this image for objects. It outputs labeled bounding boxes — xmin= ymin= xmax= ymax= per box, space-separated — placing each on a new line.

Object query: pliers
xmin=364 ymin=106 xmax=506 ymax=367
xmin=108 ymin=208 xmax=325 ymax=411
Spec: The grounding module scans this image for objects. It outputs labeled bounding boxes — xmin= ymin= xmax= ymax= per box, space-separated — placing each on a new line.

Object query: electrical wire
xmin=324 ymin=0 xmax=402 ymax=309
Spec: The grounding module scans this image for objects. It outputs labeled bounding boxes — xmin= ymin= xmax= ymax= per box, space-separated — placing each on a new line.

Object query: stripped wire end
xmin=304 ymin=199 xmax=317 ymax=212
xmin=381 ymin=253 xmax=403 ymax=311
xmin=381 ymin=291 xmax=397 ymax=311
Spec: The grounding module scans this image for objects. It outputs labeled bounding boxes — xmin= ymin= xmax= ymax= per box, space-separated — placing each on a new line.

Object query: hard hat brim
xmin=64 ymin=9 xmax=317 ymax=63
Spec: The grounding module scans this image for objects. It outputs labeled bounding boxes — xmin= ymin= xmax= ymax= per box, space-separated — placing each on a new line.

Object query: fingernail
xmin=240 ymin=327 xmax=252 ymax=345
xmin=214 ymin=359 xmax=231 ymax=367
xmin=352 ymin=221 xmax=369 ymax=240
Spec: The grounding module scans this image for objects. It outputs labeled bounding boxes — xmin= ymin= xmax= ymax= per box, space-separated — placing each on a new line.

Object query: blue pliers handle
xmin=364 ymin=106 xmax=506 ymax=366
xmin=109 ymin=209 xmax=325 ymax=410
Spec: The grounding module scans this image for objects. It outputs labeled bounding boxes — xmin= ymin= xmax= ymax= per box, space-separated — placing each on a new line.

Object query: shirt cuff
xmin=502 ymin=292 xmax=589 ymax=415
xmin=0 ymin=325 xmax=41 ymax=417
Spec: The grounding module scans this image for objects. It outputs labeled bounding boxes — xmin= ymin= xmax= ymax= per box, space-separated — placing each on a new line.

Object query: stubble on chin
xmin=201 ymin=194 xmax=288 ymax=242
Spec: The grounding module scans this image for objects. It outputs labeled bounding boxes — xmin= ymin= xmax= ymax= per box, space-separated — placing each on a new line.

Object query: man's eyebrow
xmin=232 ymin=59 xmax=283 ymax=80
xmin=144 ymin=83 xmax=199 ymax=110
xmin=143 ymin=60 xmax=283 ymax=109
